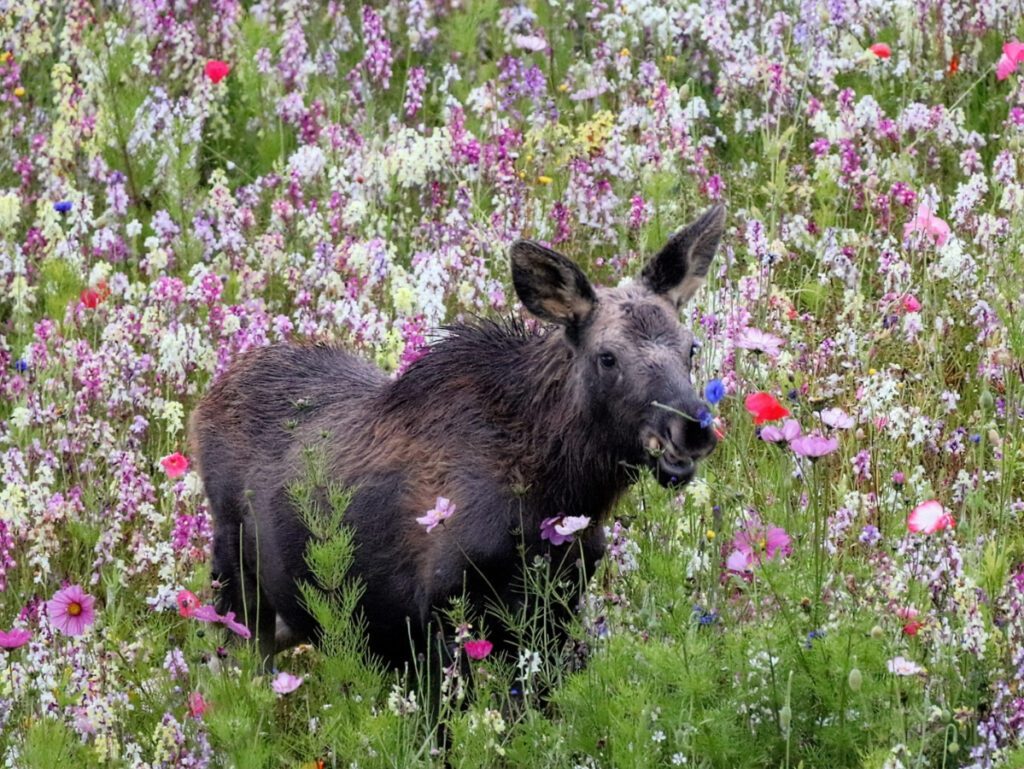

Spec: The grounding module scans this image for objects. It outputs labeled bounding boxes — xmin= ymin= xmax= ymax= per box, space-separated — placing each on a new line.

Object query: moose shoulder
xmin=190 ymin=204 xmax=726 ymax=667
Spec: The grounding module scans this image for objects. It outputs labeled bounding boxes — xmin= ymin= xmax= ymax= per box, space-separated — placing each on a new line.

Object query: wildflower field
xmin=2 ymin=1 xmax=1024 ymax=767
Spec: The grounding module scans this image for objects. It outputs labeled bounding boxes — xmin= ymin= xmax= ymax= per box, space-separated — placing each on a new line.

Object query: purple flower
xmin=760 ymin=419 xmax=802 ymax=443
xmin=0 ymin=628 xmax=31 ymax=650
xmin=727 ymin=517 xmax=792 ymax=572
xmin=53 ymin=200 xmax=72 ymax=214
xmin=540 ymin=515 xmax=590 ymax=546
xmin=790 ymin=434 xmax=839 ymax=458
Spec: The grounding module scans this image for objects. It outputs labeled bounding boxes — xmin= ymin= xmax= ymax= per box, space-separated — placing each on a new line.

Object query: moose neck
xmin=394 ymin=321 xmax=630 ymax=523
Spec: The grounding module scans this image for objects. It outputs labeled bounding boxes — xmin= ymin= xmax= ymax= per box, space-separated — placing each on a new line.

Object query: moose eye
xmin=599 ymin=352 xmax=617 ymax=369
xmin=689 ymin=340 xmax=702 ymax=359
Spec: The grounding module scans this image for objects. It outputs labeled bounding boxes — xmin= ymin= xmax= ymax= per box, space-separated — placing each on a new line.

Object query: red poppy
xmin=80 ymin=288 xmax=100 ymax=308
xmin=868 ymin=43 xmax=891 ymax=59
xmin=205 ymin=60 xmax=230 ymax=84
xmin=744 ymin=392 xmax=791 ymax=425
xmin=948 ymin=53 xmax=959 ymax=75
xmin=903 ymin=621 xmax=924 ymax=636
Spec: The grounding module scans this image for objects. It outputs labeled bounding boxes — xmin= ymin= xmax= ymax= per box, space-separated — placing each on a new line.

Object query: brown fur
xmin=190 ymin=205 xmax=726 ymax=668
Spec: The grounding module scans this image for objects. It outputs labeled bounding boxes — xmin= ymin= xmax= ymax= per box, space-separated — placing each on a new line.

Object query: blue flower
xmin=54 ymin=200 xmax=73 ymax=214
xmin=14 ymin=359 xmax=28 ymax=373
xmin=704 ymin=378 xmax=725 ymax=405
xmin=697 ymin=408 xmax=713 ymax=429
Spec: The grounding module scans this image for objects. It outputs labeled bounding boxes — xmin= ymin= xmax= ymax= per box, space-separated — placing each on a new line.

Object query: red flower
xmin=161 ymin=452 xmax=189 ymax=478
xmin=744 ymin=392 xmax=791 ymax=425
xmin=177 ymin=589 xmax=200 ymax=618
xmin=903 ymin=621 xmax=924 ymax=636
xmin=868 ymin=43 xmax=891 ymax=59
xmin=80 ymin=288 xmax=100 ymax=308
xmin=464 ymin=639 xmax=493 ymax=660
xmin=205 ymin=59 xmax=231 ymax=84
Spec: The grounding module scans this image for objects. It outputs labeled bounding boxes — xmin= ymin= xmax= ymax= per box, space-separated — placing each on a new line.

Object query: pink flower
xmin=760 ymin=418 xmax=802 ymax=443
xmin=185 ymin=602 xmax=251 ymax=639
xmin=220 ymin=611 xmax=252 ymax=640
xmin=894 ymin=606 xmax=919 ymax=621
xmin=903 ymin=621 xmax=924 ymax=636
xmin=205 ymin=59 xmax=231 ymax=84
xmin=868 ymin=42 xmax=891 ymax=59
xmin=47 ymin=584 xmax=96 ymax=636
xmin=736 ymin=327 xmax=785 ymax=357
xmin=416 ymin=497 xmax=455 ymax=533
xmin=996 ymin=41 xmax=1024 ymax=81
xmin=161 ymin=452 xmax=189 ymax=478
xmin=907 ymin=499 xmax=955 ymax=534
xmin=903 ymin=202 xmax=950 ymax=247
xmin=540 ymin=515 xmax=589 ymax=545
xmin=819 ymin=408 xmax=854 ymax=430
xmin=0 ymin=628 xmax=31 ymax=649
xmin=271 ymin=671 xmax=303 ymax=695
xmin=901 ymin=294 xmax=922 ymax=313
xmin=790 ymin=433 xmax=839 ymax=458
xmin=887 ymin=656 xmax=924 ymax=676
xmin=192 ymin=604 xmax=222 ymax=623
xmin=464 ymin=639 xmax=493 ymax=660
xmin=188 ymin=691 xmax=208 ymax=719
xmin=177 ymin=589 xmax=200 ymax=618
xmin=727 ymin=517 xmax=792 ymax=572
xmin=513 ymin=34 xmax=547 ymax=52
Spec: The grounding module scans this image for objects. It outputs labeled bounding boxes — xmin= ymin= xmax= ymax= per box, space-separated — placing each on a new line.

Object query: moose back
xmin=190 ymin=205 xmax=725 ymax=666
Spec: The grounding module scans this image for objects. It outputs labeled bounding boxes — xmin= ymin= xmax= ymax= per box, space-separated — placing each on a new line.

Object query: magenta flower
xmin=996 ymin=41 xmax=1024 ymax=81
xmin=220 ymin=611 xmax=252 ymax=640
xmin=160 ymin=452 xmax=189 ymax=478
xmin=416 ymin=497 xmax=456 ymax=533
xmin=0 ymin=628 xmax=31 ymax=649
xmin=47 ymin=584 xmax=96 ymax=636
xmin=736 ymin=327 xmax=785 ymax=357
xmin=903 ymin=202 xmax=950 ymax=247
xmin=790 ymin=433 xmax=839 ymax=458
xmin=271 ymin=671 xmax=303 ymax=695
xmin=186 ymin=602 xmax=251 ymax=639
xmin=464 ymin=639 xmax=493 ymax=660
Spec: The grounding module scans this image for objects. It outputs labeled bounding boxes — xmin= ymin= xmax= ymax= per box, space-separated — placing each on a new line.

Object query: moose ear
xmin=510 ymin=240 xmax=597 ymax=333
xmin=641 ymin=204 xmax=726 ymax=308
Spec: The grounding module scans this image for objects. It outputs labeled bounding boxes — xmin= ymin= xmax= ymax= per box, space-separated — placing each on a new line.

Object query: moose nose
xmin=661 ymin=402 xmax=717 ymax=461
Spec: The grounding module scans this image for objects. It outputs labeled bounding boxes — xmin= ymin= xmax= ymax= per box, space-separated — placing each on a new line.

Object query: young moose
xmin=190 ymin=204 xmax=726 ymax=667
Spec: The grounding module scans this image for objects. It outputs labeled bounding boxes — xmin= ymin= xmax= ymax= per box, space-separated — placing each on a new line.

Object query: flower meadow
xmin=1 ymin=0 xmax=1024 ymax=767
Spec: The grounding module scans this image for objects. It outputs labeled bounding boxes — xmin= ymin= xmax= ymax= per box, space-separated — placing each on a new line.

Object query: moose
xmin=190 ymin=204 xmax=725 ymax=668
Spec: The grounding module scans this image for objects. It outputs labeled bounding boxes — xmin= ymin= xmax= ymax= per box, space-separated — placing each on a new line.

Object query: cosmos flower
xmin=541 ymin=515 xmax=591 ymax=545
xmin=760 ymin=418 xmax=802 ymax=443
xmin=790 ymin=433 xmax=839 ymax=458
xmin=47 ymin=584 xmax=96 ymax=636
xmin=727 ymin=518 xmax=792 ymax=572
xmin=416 ymin=497 xmax=456 ymax=533
xmin=0 ymin=628 xmax=31 ymax=649
xmin=736 ymin=327 xmax=785 ymax=357
xmin=271 ymin=672 xmax=303 ymax=695
xmin=887 ymin=656 xmax=925 ymax=676
xmin=819 ymin=408 xmax=854 ymax=429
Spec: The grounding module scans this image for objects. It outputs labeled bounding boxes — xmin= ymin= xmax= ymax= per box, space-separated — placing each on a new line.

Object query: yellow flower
xmin=557 ymin=83 xmax=569 ymax=92
xmin=868 ymin=367 xmax=877 ymax=376
xmin=537 ymin=175 xmax=553 ymax=185
xmin=619 ymin=48 xmax=630 ymax=57
xmin=0 ymin=52 xmax=10 ymax=64
xmin=13 ymin=86 xmax=25 ymax=98
xmin=705 ymin=529 xmax=716 ymax=541
xmin=664 ymin=54 xmax=677 ymax=63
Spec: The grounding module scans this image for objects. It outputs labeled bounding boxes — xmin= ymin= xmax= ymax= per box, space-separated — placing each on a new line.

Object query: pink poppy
xmin=416 ymin=497 xmax=455 ymax=533
xmin=47 ymin=584 xmax=96 ymax=636
xmin=0 ymin=628 xmax=31 ymax=650
xmin=177 ymin=589 xmax=200 ymax=618
xmin=161 ymin=452 xmax=189 ymax=478
xmin=205 ymin=59 xmax=231 ymax=84
xmin=903 ymin=202 xmax=950 ymax=247
xmin=271 ymin=671 xmax=303 ymax=695
xmin=790 ymin=434 xmax=839 ymax=458
xmin=868 ymin=42 xmax=891 ymax=59
xmin=464 ymin=639 xmax=493 ymax=660
xmin=907 ymin=499 xmax=955 ymax=534
xmin=996 ymin=41 xmax=1024 ymax=81
xmin=188 ymin=691 xmax=208 ymax=719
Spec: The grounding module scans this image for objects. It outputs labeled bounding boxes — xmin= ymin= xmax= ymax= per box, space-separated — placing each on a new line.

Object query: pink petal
xmin=726 ymin=549 xmax=752 ymax=572
xmin=907 ymin=499 xmax=953 ymax=534
xmin=1004 ymin=41 xmax=1024 ymax=63
xmin=997 ymin=53 xmax=1017 ymax=81
xmin=781 ymin=419 xmax=802 ymax=441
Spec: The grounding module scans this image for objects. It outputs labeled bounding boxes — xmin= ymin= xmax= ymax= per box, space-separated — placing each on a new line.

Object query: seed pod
xmin=848 ymin=667 xmax=863 ymax=692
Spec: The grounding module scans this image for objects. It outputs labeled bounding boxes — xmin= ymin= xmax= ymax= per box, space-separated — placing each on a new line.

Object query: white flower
xmin=886 ymin=656 xmax=924 ymax=676
xmin=554 ymin=515 xmax=591 ymax=536
xmin=287 ymin=145 xmax=328 ymax=183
